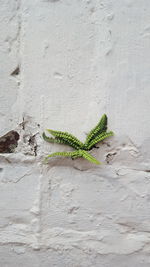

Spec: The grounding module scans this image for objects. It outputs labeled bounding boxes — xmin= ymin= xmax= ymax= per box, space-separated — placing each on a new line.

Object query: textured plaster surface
xmin=0 ymin=0 xmax=150 ymax=266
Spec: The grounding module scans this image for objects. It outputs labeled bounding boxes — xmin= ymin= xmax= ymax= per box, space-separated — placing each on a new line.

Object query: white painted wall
xmin=0 ymin=0 xmax=150 ymax=266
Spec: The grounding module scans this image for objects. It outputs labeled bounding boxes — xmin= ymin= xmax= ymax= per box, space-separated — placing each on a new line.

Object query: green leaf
xmin=42 ymin=132 xmax=66 ymax=144
xmin=85 ymin=114 xmax=107 ymax=145
xmin=45 ymin=150 xmax=80 ymax=161
xmin=46 ymin=129 xmax=84 ymax=150
xmin=44 ymin=149 xmax=101 ymax=165
xmin=86 ymin=131 xmax=114 ymax=150
xmin=81 ymin=150 xmax=101 ymax=165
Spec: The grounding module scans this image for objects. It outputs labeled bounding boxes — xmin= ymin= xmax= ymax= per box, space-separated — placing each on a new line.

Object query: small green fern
xmin=43 ymin=114 xmax=114 ymax=165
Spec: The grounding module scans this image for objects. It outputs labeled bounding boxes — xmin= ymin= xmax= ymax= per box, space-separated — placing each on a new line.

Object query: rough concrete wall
xmin=0 ymin=0 xmax=150 ymax=266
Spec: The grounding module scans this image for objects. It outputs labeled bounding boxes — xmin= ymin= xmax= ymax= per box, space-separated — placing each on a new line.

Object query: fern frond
xmin=45 ymin=150 xmax=80 ymax=161
xmin=85 ymin=114 xmax=107 ymax=145
xmin=44 ymin=149 xmax=101 ymax=165
xmin=86 ymin=131 xmax=114 ymax=150
xmin=80 ymin=150 xmax=101 ymax=165
xmin=42 ymin=132 xmax=67 ymax=144
xmin=46 ymin=129 xmax=84 ymax=150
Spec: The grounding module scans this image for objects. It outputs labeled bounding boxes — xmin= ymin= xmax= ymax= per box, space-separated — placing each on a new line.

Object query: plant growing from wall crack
xmin=43 ymin=114 xmax=114 ymax=165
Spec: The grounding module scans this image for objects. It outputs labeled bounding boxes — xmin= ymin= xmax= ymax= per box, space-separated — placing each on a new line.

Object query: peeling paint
xmin=0 ymin=131 xmax=20 ymax=153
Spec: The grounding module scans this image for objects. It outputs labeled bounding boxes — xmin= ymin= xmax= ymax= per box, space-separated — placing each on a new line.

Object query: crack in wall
xmin=10 ymin=0 xmax=23 ymax=123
